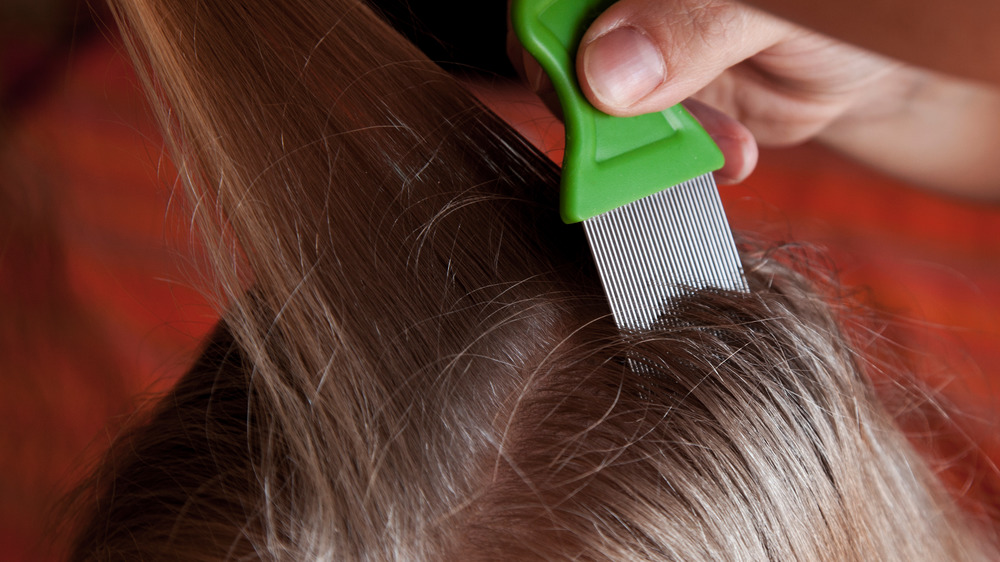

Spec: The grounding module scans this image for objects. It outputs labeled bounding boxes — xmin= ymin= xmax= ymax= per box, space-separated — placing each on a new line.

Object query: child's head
xmin=69 ymin=0 xmax=995 ymax=559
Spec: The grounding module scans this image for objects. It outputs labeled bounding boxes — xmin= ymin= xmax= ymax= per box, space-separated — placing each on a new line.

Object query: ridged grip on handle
xmin=512 ymin=0 xmax=724 ymax=223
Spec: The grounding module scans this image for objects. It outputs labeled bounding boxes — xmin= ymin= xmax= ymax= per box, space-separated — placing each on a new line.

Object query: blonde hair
xmin=69 ymin=0 xmax=996 ymax=559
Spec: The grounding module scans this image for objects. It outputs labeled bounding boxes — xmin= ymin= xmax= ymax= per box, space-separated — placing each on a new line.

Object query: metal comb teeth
xmin=582 ymin=172 xmax=748 ymax=330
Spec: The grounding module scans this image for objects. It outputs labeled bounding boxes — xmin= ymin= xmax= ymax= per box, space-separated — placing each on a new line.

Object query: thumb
xmin=578 ymin=0 xmax=790 ymax=116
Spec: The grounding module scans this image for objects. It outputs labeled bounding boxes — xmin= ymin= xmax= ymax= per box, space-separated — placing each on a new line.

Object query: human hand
xmin=511 ymin=0 xmax=1000 ymax=195
xmin=575 ymin=0 xmax=901 ymax=128
xmin=509 ymin=0 xmax=904 ymax=184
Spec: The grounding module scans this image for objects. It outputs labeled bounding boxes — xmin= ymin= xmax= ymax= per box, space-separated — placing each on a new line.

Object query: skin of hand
xmin=741 ymin=0 xmax=1000 ymax=87
xmin=511 ymin=0 xmax=1000 ymax=196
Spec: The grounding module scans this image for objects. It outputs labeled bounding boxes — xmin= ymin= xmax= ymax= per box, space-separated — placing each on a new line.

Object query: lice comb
xmin=513 ymin=0 xmax=748 ymax=330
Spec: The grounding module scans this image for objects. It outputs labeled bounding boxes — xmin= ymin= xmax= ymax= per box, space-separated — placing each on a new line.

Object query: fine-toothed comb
xmin=513 ymin=0 xmax=748 ymax=330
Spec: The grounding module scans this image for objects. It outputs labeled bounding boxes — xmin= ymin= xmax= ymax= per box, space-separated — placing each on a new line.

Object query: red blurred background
xmin=2 ymin=2 xmax=999 ymax=560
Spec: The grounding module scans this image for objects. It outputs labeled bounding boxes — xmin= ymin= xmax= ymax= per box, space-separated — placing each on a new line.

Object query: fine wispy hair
xmin=66 ymin=0 xmax=997 ymax=559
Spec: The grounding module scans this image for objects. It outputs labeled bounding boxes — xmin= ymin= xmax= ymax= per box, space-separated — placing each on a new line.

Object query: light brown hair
xmin=68 ymin=0 xmax=996 ymax=559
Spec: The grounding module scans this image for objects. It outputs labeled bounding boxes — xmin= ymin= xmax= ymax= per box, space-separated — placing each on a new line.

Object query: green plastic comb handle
xmin=512 ymin=0 xmax=724 ymax=223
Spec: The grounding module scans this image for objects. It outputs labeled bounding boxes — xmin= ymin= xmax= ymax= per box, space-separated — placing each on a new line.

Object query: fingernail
xmin=583 ymin=27 xmax=665 ymax=108
xmin=710 ymin=134 xmax=754 ymax=184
